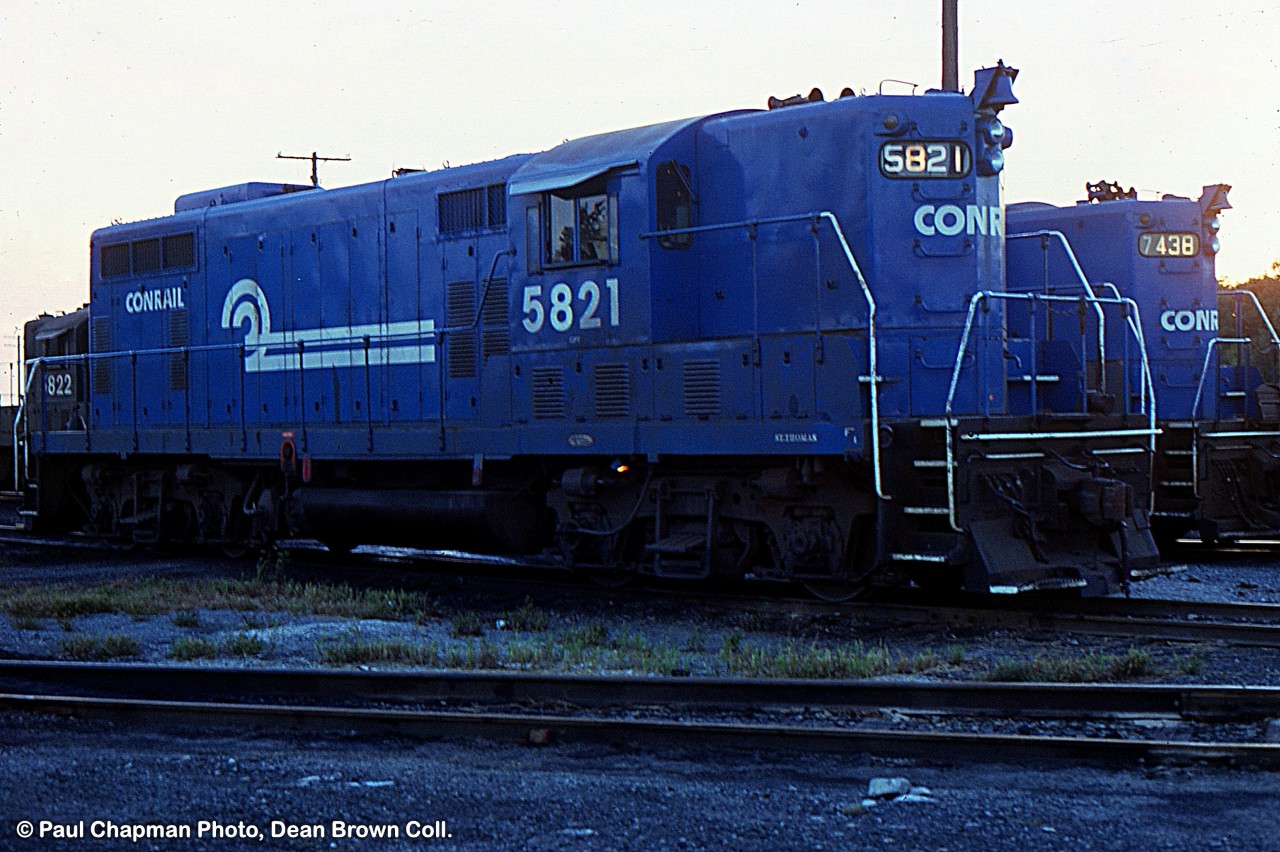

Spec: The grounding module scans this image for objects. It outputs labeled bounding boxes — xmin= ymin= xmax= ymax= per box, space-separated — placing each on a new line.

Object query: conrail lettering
xmin=1159 ymin=309 xmax=1218 ymax=333
xmin=913 ymin=204 xmax=1003 ymax=237
xmin=125 ymin=287 xmax=186 ymax=314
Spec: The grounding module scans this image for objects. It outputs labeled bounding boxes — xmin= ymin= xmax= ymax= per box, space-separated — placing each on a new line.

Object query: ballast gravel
xmin=2 ymin=711 xmax=1279 ymax=851
xmin=4 ymin=544 xmax=1280 ymax=848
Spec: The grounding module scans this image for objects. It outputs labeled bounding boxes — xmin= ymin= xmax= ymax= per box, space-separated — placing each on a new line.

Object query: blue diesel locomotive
xmin=1008 ymin=182 xmax=1280 ymax=549
xmin=18 ymin=62 xmax=1161 ymax=598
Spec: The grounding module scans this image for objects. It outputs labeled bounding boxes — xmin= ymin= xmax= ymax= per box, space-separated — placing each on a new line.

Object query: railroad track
xmin=4 ymin=530 xmax=1280 ymax=647
xmin=284 ymin=544 xmax=1280 ymax=647
xmin=868 ymin=599 xmax=1280 ymax=648
xmin=4 ymin=661 xmax=1280 ymax=768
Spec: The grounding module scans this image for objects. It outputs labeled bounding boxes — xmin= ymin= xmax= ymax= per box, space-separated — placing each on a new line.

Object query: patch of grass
xmin=0 ymin=578 xmax=436 ymax=623
xmin=684 ymin=626 xmax=708 ymax=653
xmin=946 ymin=644 xmax=967 ymax=665
xmin=318 ymin=633 xmax=437 ymax=666
xmin=561 ymin=622 xmax=609 ymax=653
xmin=168 ymin=636 xmax=220 ymax=661
xmin=990 ymin=648 xmax=1155 ymax=683
xmin=451 ymin=611 xmax=486 ymax=638
xmin=733 ymin=610 xmax=774 ymax=633
xmin=255 ymin=546 xmax=289 ymax=582
xmin=10 ymin=615 xmax=41 ymax=631
xmin=501 ymin=598 xmax=549 ymax=632
xmin=60 ymin=633 xmax=141 ymax=661
xmin=505 ymin=640 xmax=547 ymax=667
xmin=222 ymin=633 xmax=268 ymax=658
xmin=609 ymin=635 xmax=683 ymax=674
xmin=170 ymin=609 xmax=201 ymax=628
xmin=718 ymin=636 xmax=945 ymax=680
xmin=443 ymin=640 xmax=501 ymax=670
xmin=1175 ymin=653 xmax=1206 ymax=677
xmin=239 ymin=613 xmax=270 ymax=630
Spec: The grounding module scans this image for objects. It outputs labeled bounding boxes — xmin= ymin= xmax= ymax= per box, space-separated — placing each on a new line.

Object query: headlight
xmin=982 ymin=118 xmax=1005 ymax=146
xmin=1209 ymin=235 xmax=1221 ymax=254
xmin=978 ymin=148 xmax=1004 ymax=176
xmin=1209 ymin=216 xmax=1221 ymax=234
xmin=975 ymin=117 xmax=1007 ymax=176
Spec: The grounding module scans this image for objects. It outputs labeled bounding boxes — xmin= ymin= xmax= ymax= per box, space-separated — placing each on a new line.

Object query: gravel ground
xmin=2 ymin=712 xmax=1278 ymax=851
xmin=1133 ymin=549 xmax=1280 ymax=605
xmin=4 ymin=543 xmax=1280 ymax=849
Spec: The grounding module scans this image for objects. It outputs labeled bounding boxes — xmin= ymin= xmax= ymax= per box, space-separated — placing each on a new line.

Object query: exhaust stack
xmin=942 ymin=0 xmax=959 ymax=92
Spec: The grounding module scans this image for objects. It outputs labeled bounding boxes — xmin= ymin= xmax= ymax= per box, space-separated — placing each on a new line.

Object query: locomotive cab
xmin=23 ymin=308 xmax=90 ymax=434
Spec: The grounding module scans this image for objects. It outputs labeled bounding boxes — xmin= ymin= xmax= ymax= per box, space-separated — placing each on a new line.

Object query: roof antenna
xmin=277 ymin=151 xmax=351 ymax=188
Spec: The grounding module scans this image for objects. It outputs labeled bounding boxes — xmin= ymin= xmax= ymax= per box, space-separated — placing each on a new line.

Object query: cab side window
xmin=656 ymin=160 xmax=693 ymax=250
xmin=543 ymin=180 xmax=617 ymax=266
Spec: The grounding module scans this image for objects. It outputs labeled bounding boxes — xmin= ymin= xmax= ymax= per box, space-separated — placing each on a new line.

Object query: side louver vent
xmin=480 ymin=277 xmax=510 ymax=357
xmin=683 ymin=359 xmax=722 ymax=417
xmin=446 ymin=280 xmax=477 ymax=378
xmin=168 ymin=309 xmax=189 ymax=391
xmin=91 ymin=316 xmax=112 ymax=395
xmin=594 ymin=363 xmax=631 ymax=418
xmin=532 ymin=366 xmax=566 ymax=419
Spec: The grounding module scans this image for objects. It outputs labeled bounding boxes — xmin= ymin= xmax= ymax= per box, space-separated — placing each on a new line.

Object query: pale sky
xmin=1 ymin=1 xmax=1277 ymax=394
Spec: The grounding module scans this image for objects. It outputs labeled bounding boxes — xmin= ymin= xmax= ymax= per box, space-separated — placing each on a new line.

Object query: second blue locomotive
xmin=1009 ymin=182 xmax=1280 ymax=548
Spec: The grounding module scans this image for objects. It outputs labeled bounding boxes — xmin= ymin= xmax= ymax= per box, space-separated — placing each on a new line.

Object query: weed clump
xmin=989 ymin=648 xmax=1155 ymax=683
xmin=61 ymin=633 xmax=141 ymax=661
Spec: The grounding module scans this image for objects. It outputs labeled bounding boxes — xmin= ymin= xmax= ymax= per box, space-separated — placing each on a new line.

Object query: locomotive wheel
xmin=219 ymin=542 xmax=251 ymax=559
xmin=800 ymin=516 xmax=876 ymax=602
xmin=801 ymin=579 xmax=867 ymax=603
xmin=583 ymin=569 xmax=635 ymax=590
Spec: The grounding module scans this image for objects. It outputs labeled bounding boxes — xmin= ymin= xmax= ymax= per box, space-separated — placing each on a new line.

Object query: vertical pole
xmin=942 ymin=0 xmax=959 ymax=92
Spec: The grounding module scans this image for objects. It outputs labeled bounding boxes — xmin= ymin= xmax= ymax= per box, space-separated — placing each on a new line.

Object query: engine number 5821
xmin=522 ymin=278 xmax=620 ymax=334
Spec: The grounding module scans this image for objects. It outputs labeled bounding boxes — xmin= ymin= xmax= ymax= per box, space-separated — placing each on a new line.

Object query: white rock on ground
xmin=867 ymin=777 xmax=912 ymax=799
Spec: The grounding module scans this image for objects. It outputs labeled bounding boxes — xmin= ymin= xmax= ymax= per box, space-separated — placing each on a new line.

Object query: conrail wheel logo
xmin=1159 ymin=309 xmax=1218 ymax=333
xmin=220 ymin=278 xmax=437 ymax=373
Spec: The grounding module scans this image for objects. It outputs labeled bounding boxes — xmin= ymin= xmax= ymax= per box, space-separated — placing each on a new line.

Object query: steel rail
xmin=3 ymin=661 xmax=1280 ymax=720
xmin=3 ymin=688 xmax=1280 ymax=768
xmin=1070 ymin=597 xmax=1280 ymax=624
xmin=868 ymin=601 xmax=1280 ymax=647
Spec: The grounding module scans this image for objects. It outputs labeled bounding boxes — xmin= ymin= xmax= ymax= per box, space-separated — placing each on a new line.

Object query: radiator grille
xmin=532 ymin=366 xmax=566 ymax=419
xmin=594 ymin=363 xmax=631 ymax=418
xmin=438 ymin=188 xmax=484 ymax=234
xmin=487 ymin=182 xmax=507 ymax=228
xmin=682 ymin=359 xmax=721 ymax=417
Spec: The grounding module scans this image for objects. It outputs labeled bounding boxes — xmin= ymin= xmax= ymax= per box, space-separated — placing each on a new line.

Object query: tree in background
xmin=1220 ymin=260 xmax=1280 ymax=381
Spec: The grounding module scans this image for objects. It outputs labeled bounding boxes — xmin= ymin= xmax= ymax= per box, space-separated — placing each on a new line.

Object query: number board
xmin=1138 ymin=232 xmax=1200 ymax=258
xmin=45 ymin=370 xmax=74 ymax=398
xmin=880 ymin=141 xmax=970 ymax=178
